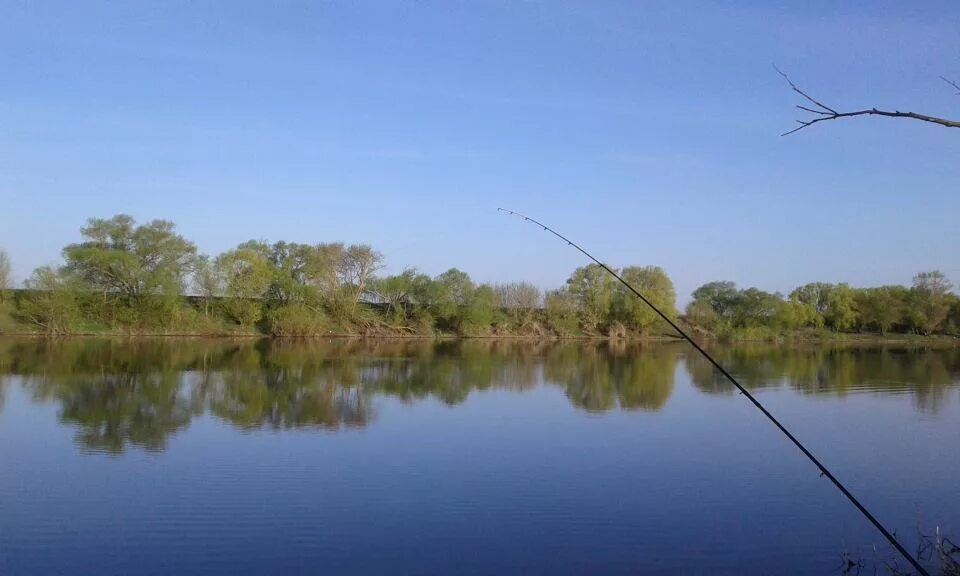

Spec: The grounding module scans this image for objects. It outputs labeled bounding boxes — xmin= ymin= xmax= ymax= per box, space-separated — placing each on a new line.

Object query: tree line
xmin=685 ymin=275 xmax=959 ymax=338
xmin=0 ymin=213 xmax=957 ymax=339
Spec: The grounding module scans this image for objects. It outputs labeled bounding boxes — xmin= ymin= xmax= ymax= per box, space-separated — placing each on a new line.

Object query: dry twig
xmin=775 ymin=66 xmax=960 ymax=135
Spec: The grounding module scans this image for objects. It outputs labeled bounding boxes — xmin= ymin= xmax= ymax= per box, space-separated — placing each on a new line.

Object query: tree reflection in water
xmin=1 ymin=338 xmax=956 ymax=453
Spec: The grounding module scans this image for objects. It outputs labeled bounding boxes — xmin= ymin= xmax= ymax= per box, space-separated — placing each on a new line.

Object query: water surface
xmin=0 ymin=338 xmax=958 ymax=575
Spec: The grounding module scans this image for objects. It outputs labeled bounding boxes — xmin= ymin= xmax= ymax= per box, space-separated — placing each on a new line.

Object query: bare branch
xmin=942 ymin=76 xmax=960 ymax=95
xmin=773 ymin=64 xmax=838 ymax=114
xmin=776 ymin=66 xmax=960 ymax=135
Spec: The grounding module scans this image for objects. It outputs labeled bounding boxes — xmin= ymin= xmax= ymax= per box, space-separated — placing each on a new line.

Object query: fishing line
xmin=498 ymin=207 xmax=930 ymax=576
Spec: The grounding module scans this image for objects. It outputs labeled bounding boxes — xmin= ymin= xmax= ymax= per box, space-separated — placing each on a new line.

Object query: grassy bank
xmin=1 ymin=291 xmax=956 ymax=347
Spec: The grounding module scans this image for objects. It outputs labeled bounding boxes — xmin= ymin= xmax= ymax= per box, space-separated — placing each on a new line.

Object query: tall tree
xmin=910 ymin=271 xmax=953 ymax=335
xmin=566 ymin=264 xmax=617 ymax=330
xmin=691 ymin=281 xmax=740 ymax=321
xmin=495 ymin=282 xmax=542 ymax=324
xmin=824 ymin=283 xmax=857 ymax=331
xmin=341 ymin=244 xmax=384 ymax=305
xmin=192 ymin=255 xmax=224 ymax=317
xmin=215 ymin=248 xmax=272 ymax=326
xmin=63 ymin=215 xmax=197 ymax=302
xmin=18 ymin=266 xmax=78 ymax=334
xmin=0 ymin=249 xmax=10 ymax=301
xmin=789 ymin=282 xmax=834 ymax=317
xmin=616 ymin=266 xmax=676 ymax=332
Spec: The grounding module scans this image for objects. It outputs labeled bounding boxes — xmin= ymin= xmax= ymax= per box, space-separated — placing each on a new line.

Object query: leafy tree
xmin=192 ymin=255 xmax=224 ymax=317
xmin=615 ymin=266 xmax=676 ymax=332
xmin=691 ymin=281 xmax=740 ymax=320
xmin=910 ymin=270 xmax=953 ymax=334
xmin=342 ymin=244 xmax=384 ymax=306
xmin=544 ymin=289 xmax=579 ymax=335
xmin=774 ymin=300 xmax=821 ymax=330
xmin=823 ymin=283 xmax=857 ymax=331
xmin=459 ymin=284 xmax=500 ymax=335
xmin=371 ymin=268 xmax=419 ymax=321
xmin=215 ymin=248 xmax=272 ymax=326
xmin=435 ymin=268 xmax=475 ymax=306
xmin=409 ymin=272 xmax=455 ymax=320
xmin=732 ymin=288 xmax=782 ymax=328
xmin=63 ymin=214 xmax=197 ymax=303
xmin=0 ymin=249 xmax=10 ymax=297
xmin=17 ymin=266 xmax=80 ymax=334
xmin=854 ymin=287 xmax=905 ymax=334
xmin=790 ymin=282 xmax=834 ymax=316
xmin=566 ymin=264 xmax=616 ymax=330
xmin=684 ymin=299 xmax=719 ymax=330
xmin=945 ymin=296 xmax=960 ymax=335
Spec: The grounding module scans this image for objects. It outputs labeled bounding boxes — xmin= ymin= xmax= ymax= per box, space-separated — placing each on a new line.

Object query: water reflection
xmin=685 ymin=345 xmax=960 ymax=412
xmin=0 ymin=338 xmax=957 ymax=453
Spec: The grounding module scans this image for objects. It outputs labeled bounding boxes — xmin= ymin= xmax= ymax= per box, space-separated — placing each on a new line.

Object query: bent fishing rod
xmin=498 ymin=208 xmax=930 ymax=576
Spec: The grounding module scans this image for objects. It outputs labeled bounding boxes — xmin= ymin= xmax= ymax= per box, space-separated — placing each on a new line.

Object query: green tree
xmin=544 ymin=289 xmax=579 ymax=335
xmin=615 ymin=266 xmax=676 ymax=332
xmin=684 ymin=299 xmax=719 ymax=330
xmin=789 ymin=282 xmax=834 ymax=316
xmin=945 ymin=296 xmax=960 ymax=335
xmin=459 ymin=284 xmax=500 ymax=335
xmin=775 ymin=300 xmax=821 ymax=330
xmin=192 ymin=255 xmax=224 ymax=317
xmin=436 ymin=268 xmax=475 ymax=306
xmin=732 ymin=288 xmax=782 ymax=328
xmin=409 ymin=272 xmax=455 ymax=321
xmin=342 ymin=244 xmax=384 ymax=307
xmin=691 ymin=281 xmax=740 ymax=320
xmin=566 ymin=264 xmax=617 ymax=330
xmin=0 ymin=249 xmax=10 ymax=298
xmin=63 ymin=215 xmax=197 ymax=303
xmin=17 ymin=266 xmax=80 ymax=334
xmin=910 ymin=270 xmax=953 ymax=334
xmin=823 ymin=283 xmax=857 ymax=331
xmin=854 ymin=286 xmax=904 ymax=334
xmin=215 ymin=248 xmax=272 ymax=326
xmin=371 ymin=268 xmax=419 ymax=321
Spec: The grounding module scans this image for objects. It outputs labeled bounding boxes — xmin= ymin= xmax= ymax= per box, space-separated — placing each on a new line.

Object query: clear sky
xmin=1 ymin=1 xmax=958 ymax=303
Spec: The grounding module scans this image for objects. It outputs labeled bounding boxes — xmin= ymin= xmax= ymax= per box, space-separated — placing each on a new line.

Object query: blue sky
xmin=1 ymin=1 xmax=958 ymax=302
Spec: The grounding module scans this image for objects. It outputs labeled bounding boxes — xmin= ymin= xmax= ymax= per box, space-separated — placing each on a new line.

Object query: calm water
xmin=0 ymin=338 xmax=958 ymax=575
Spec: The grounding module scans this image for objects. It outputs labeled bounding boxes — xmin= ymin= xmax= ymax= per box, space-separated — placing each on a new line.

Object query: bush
xmin=219 ymin=298 xmax=264 ymax=327
xmin=264 ymin=304 xmax=329 ymax=337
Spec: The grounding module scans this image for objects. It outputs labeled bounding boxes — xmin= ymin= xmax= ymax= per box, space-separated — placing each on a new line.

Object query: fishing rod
xmin=498 ymin=207 xmax=930 ymax=576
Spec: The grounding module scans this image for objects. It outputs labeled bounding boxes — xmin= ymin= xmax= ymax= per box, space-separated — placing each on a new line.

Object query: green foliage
xmin=544 ymin=289 xmax=579 ymax=335
xmin=823 ymin=283 xmax=857 ymax=331
xmin=692 ymin=281 xmax=740 ymax=320
xmin=264 ymin=304 xmax=330 ymax=337
xmin=16 ymin=266 xmax=80 ymax=334
xmin=775 ymin=300 xmax=821 ymax=330
xmin=5 ymin=214 xmax=957 ymax=340
xmin=790 ymin=282 xmax=834 ymax=315
xmin=214 ymin=248 xmax=272 ymax=326
xmin=458 ymin=284 xmax=501 ymax=335
xmin=615 ymin=266 xmax=676 ymax=332
xmin=566 ymin=264 xmax=617 ymax=331
xmin=684 ymin=299 xmax=720 ymax=331
xmin=0 ymin=249 xmax=10 ymax=296
xmin=63 ymin=215 xmax=196 ymax=303
xmin=854 ymin=286 xmax=905 ymax=334
xmin=910 ymin=270 xmax=953 ymax=335
xmin=687 ymin=272 xmax=960 ymax=339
